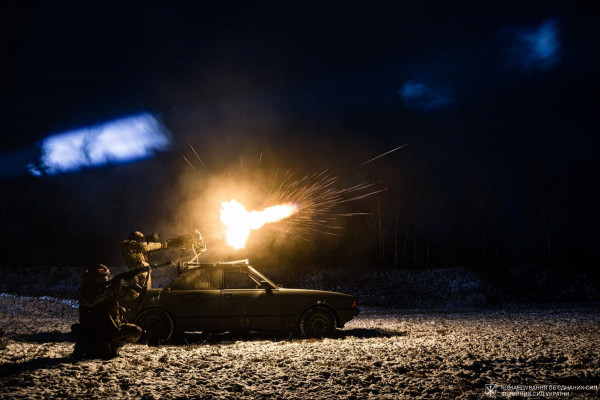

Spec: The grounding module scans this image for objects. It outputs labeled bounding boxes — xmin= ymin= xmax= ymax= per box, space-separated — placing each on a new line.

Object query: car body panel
xmin=164 ymin=290 xmax=220 ymax=331
xmin=220 ymin=289 xmax=282 ymax=331
xmin=279 ymin=289 xmax=359 ymax=329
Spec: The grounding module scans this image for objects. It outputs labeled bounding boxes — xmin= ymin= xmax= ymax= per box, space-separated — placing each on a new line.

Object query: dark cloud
xmin=498 ymin=19 xmax=561 ymax=72
xmin=398 ymin=81 xmax=452 ymax=111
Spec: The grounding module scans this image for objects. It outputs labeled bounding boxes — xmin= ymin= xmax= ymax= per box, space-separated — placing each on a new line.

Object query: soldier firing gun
xmin=121 ymin=229 xmax=206 ymax=287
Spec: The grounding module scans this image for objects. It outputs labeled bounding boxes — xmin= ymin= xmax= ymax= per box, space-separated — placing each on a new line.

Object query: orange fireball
xmin=220 ymin=199 xmax=298 ymax=249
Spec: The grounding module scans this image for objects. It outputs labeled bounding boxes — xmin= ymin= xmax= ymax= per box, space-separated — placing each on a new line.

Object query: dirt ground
xmin=0 ymin=293 xmax=599 ymax=399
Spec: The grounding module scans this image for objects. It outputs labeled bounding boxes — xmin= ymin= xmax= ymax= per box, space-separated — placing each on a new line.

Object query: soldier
xmin=120 ymin=231 xmax=168 ymax=288
xmin=71 ymin=264 xmax=146 ymax=359
xmin=121 ymin=230 xmax=206 ymax=287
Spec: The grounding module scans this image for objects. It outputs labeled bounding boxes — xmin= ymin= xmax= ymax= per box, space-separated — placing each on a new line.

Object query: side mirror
xmin=259 ymin=280 xmax=272 ymax=291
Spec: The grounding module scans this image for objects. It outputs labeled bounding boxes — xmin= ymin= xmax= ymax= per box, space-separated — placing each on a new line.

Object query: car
xmin=123 ymin=259 xmax=359 ymax=344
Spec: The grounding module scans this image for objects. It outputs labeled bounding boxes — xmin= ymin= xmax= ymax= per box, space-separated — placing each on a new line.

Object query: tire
xmin=135 ymin=308 xmax=174 ymax=345
xmin=300 ymin=306 xmax=336 ymax=338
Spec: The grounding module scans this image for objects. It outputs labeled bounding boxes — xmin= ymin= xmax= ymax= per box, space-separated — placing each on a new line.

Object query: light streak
xmin=187 ymin=142 xmax=208 ymax=172
xmin=181 ymin=154 xmax=199 ymax=173
xmin=30 ymin=113 xmax=170 ymax=176
xmin=349 ymin=144 xmax=408 ymax=171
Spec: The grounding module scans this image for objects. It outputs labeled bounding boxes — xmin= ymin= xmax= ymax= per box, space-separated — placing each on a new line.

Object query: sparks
xmin=220 ymin=199 xmax=298 ymax=249
xmin=263 ymin=170 xmax=386 ymax=240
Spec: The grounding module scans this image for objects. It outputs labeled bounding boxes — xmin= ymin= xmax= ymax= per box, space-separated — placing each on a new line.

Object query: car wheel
xmin=135 ymin=308 xmax=174 ymax=345
xmin=300 ymin=306 xmax=336 ymax=338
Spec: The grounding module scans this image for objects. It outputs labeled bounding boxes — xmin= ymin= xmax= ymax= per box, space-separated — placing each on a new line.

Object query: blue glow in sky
xmin=29 ymin=113 xmax=171 ymax=176
xmin=398 ymin=81 xmax=452 ymax=111
xmin=503 ymin=19 xmax=560 ymax=71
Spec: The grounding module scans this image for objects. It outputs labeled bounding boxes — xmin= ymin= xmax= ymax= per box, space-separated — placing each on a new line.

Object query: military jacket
xmin=120 ymin=240 xmax=164 ymax=270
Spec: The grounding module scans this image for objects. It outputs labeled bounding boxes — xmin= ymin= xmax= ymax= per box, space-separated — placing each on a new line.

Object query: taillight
xmin=351 ymin=299 xmax=357 ymax=308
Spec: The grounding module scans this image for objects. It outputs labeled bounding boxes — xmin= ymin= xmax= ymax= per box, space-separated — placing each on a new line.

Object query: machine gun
xmin=165 ymin=229 xmax=207 ymax=274
xmin=166 ymin=229 xmax=206 ymax=253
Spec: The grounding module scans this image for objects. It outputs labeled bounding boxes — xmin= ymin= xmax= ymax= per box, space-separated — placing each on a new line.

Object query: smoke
xmin=166 ymin=159 xmax=296 ymax=265
xmin=163 ymin=139 xmax=385 ymax=270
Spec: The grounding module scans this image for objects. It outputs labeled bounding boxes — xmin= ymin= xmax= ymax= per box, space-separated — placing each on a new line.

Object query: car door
xmin=161 ymin=267 xmax=222 ymax=332
xmin=220 ymin=266 xmax=282 ymax=331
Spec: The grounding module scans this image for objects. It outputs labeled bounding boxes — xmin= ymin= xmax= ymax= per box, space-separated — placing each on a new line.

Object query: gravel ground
xmin=0 ymin=294 xmax=599 ymax=399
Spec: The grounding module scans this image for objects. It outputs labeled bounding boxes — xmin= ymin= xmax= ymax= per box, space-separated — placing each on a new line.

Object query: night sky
xmin=2 ymin=1 xmax=599 ymax=270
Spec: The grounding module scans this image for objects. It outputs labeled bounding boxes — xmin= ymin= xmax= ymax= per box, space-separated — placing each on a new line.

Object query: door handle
xmin=224 ymin=293 xmax=233 ymax=298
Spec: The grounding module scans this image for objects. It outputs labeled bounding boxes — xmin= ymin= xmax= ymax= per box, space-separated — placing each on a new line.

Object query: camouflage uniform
xmin=71 ymin=264 xmax=144 ymax=359
xmin=120 ymin=231 xmax=168 ymax=288
xmin=121 ymin=230 xmax=206 ymax=287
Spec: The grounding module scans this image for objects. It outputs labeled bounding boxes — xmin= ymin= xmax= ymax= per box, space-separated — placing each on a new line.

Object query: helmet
xmin=129 ymin=231 xmax=144 ymax=241
xmin=84 ymin=264 xmax=110 ymax=282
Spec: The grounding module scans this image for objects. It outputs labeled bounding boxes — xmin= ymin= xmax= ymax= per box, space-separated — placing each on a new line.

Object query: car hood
xmin=279 ymin=288 xmax=354 ymax=307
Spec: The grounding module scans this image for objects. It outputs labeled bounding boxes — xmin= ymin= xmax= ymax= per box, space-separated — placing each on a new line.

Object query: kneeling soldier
xmin=71 ymin=264 xmax=146 ymax=359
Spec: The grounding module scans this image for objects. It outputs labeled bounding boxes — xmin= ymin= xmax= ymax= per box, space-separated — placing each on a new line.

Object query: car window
xmin=167 ymin=268 xmax=221 ymax=290
xmin=223 ymin=269 xmax=258 ymax=289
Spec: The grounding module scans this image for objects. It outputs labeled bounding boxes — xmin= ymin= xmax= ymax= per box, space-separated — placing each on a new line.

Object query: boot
xmin=71 ymin=340 xmax=85 ymax=359
xmin=99 ymin=342 xmax=117 ymax=359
